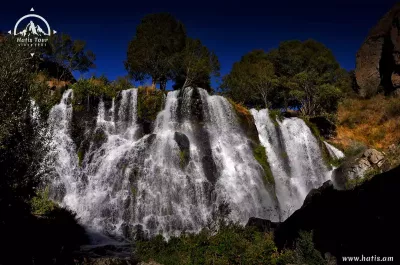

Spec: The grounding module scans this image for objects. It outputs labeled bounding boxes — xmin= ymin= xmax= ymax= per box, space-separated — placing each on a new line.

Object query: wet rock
xmin=174 ymin=132 xmax=190 ymax=153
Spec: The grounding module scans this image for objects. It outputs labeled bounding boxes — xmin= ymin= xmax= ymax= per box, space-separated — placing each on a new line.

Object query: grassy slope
xmin=332 ymin=95 xmax=400 ymax=150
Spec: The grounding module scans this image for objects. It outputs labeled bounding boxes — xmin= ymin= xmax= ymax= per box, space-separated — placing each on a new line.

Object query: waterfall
xmin=324 ymin=141 xmax=345 ymax=160
xmin=47 ymin=88 xmax=278 ymax=240
xmin=48 ymin=87 xmax=339 ymax=240
xmin=199 ymin=91 xmax=279 ymax=224
xmin=251 ymin=109 xmax=333 ymax=219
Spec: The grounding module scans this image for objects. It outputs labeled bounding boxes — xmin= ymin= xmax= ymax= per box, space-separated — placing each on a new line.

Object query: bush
xmin=269 ymin=109 xmax=283 ymax=126
xmin=135 ymin=224 xmax=329 ymax=265
xmin=30 ymin=73 xmax=66 ymax=119
xmin=136 ymin=222 xmax=300 ymax=265
xmin=31 ymin=187 xmax=58 ymax=215
xmin=137 ymin=86 xmax=165 ymax=121
xmin=71 ymin=76 xmax=118 ymax=110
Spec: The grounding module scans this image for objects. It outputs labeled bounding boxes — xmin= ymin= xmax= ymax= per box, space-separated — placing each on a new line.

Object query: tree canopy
xmin=125 ymin=13 xmax=187 ymax=90
xmin=222 ymin=40 xmax=351 ymax=117
xmin=222 ymin=50 xmax=278 ymax=107
xmin=172 ymin=38 xmax=220 ymax=92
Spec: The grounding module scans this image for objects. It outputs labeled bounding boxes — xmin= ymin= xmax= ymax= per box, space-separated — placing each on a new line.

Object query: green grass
xmin=253 ymin=145 xmax=274 ymax=185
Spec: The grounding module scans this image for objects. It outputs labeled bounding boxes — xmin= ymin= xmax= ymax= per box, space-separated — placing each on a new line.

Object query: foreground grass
xmin=135 ymin=222 xmax=329 ymax=265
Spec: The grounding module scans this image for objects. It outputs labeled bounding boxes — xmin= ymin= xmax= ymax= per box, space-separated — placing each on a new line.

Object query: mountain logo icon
xmin=17 ymin=21 xmax=49 ymax=37
xmin=9 ymin=8 xmax=57 ymax=37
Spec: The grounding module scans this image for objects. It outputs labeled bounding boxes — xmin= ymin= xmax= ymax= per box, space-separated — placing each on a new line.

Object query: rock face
xmin=274 ymin=165 xmax=400 ymax=261
xmin=332 ymin=148 xmax=387 ymax=189
xmin=355 ymin=3 xmax=400 ymax=97
xmin=309 ymin=116 xmax=336 ymax=138
xmin=246 ymin=217 xmax=279 ymax=233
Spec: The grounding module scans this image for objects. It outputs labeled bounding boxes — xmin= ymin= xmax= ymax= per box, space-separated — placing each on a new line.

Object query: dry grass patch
xmin=332 ymin=95 xmax=400 ymax=150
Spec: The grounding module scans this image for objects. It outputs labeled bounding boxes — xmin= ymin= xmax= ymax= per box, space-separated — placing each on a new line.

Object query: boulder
xmin=174 ymin=132 xmax=191 ymax=167
xmin=174 ymin=132 xmax=190 ymax=153
xmin=246 ymin=217 xmax=279 ymax=233
xmin=332 ymin=148 xmax=386 ymax=189
xmin=355 ymin=3 xmax=400 ymax=97
xmin=363 ymin=148 xmax=385 ymax=166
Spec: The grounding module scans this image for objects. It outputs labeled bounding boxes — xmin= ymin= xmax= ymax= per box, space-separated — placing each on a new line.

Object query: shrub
xmin=30 ymin=187 xmax=59 ymax=215
xmin=269 ymin=109 xmax=283 ymax=126
xmin=136 ymin=223 xmax=301 ymax=265
xmin=135 ymin=224 xmax=327 ymax=265
xmin=137 ymin=86 xmax=165 ymax=121
xmin=294 ymin=231 xmax=326 ymax=265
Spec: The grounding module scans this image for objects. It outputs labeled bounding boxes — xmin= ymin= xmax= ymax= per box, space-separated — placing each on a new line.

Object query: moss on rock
xmin=253 ymin=145 xmax=275 ymax=185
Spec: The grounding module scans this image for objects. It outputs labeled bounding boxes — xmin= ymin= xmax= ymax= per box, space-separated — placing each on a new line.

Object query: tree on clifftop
xmin=268 ymin=39 xmax=346 ymax=116
xmin=125 ymin=13 xmax=186 ymax=90
xmin=221 ymin=50 xmax=279 ymax=107
xmin=172 ymin=38 xmax=220 ymax=92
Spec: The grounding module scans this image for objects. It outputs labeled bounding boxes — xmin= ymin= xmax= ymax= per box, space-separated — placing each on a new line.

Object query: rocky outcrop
xmin=246 ymin=217 xmax=279 ymax=233
xmin=273 ymin=165 xmax=400 ymax=262
xmin=332 ymin=148 xmax=388 ymax=189
xmin=309 ymin=116 xmax=336 ymax=138
xmin=355 ymin=3 xmax=400 ymax=97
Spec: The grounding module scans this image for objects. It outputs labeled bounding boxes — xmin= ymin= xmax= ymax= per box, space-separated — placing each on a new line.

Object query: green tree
xmin=221 ymin=50 xmax=278 ymax=107
xmin=44 ymin=33 xmax=96 ymax=80
xmin=0 ymin=36 xmax=48 ymax=223
xmin=173 ymin=38 xmax=220 ymax=91
xmin=111 ymin=75 xmax=133 ymax=92
xmin=125 ymin=13 xmax=186 ymax=90
xmin=268 ymin=39 xmax=349 ymax=116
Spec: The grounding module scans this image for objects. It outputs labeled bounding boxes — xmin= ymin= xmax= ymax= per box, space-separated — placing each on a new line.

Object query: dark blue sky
xmin=1 ymin=0 xmax=397 ymax=88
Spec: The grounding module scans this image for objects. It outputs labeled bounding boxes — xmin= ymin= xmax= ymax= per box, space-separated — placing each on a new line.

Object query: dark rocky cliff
xmin=271 ymin=166 xmax=400 ymax=263
xmin=356 ymin=3 xmax=400 ymax=97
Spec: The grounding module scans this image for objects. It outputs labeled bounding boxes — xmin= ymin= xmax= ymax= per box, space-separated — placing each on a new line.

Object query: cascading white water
xmin=47 ymin=89 xmax=79 ymax=200
xmin=48 ymin=87 xmax=279 ymax=240
xmin=200 ymin=91 xmax=279 ymax=223
xmin=251 ymin=109 xmax=334 ymax=219
xmin=49 ymin=87 xmax=341 ymax=239
xmin=324 ymin=141 xmax=345 ymax=160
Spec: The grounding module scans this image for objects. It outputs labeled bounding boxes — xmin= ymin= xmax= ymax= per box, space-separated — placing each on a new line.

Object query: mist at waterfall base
xmin=46 ymin=87 xmax=342 ymax=243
